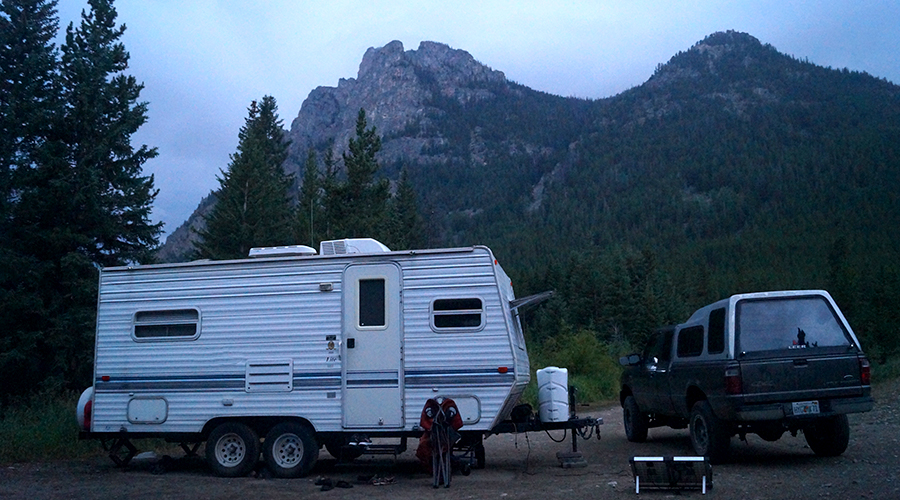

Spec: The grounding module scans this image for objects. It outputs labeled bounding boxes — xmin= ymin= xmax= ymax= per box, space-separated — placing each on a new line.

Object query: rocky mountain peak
xmin=287 ymin=41 xmax=507 ymax=168
xmin=638 ymin=31 xmax=788 ymax=119
xmin=648 ymin=31 xmax=774 ymax=84
xmin=694 ymin=30 xmax=763 ymax=54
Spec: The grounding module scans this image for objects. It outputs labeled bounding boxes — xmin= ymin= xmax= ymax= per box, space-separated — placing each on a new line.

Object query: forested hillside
xmin=383 ymin=32 xmax=900 ymax=361
xmin=164 ymin=31 xmax=900 ymax=365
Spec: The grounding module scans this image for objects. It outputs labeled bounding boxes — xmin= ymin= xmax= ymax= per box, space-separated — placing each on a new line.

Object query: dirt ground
xmin=2 ymin=379 xmax=898 ymax=500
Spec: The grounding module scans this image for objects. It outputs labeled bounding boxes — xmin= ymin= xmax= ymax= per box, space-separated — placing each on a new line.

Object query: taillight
xmin=725 ymin=366 xmax=742 ymax=395
xmin=859 ymin=356 xmax=871 ymax=385
xmin=83 ymin=399 xmax=92 ymax=431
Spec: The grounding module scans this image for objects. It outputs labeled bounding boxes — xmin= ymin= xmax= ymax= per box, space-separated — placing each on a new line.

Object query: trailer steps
xmin=346 ymin=437 xmax=408 ymax=458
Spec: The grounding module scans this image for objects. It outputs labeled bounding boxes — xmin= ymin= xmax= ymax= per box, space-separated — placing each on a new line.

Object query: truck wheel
xmin=690 ymin=401 xmax=730 ymax=463
xmin=205 ymin=422 xmax=260 ymax=477
xmin=264 ymin=422 xmax=318 ymax=478
xmin=623 ymin=396 xmax=649 ymax=443
xmin=804 ymin=415 xmax=850 ymax=457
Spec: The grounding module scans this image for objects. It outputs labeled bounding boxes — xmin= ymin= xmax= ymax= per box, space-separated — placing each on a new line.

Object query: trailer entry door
xmin=342 ymin=263 xmax=403 ymax=428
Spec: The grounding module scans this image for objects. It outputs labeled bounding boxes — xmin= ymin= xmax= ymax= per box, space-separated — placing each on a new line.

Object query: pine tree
xmin=0 ymin=0 xmax=63 ymax=401
xmin=387 ymin=167 xmax=423 ymax=250
xmin=328 ymin=108 xmax=390 ymax=239
xmin=295 ymin=148 xmax=321 ymax=247
xmin=319 ymin=142 xmax=339 ymax=241
xmin=0 ymin=0 xmax=160 ymax=397
xmin=195 ymin=96 xmax=294 ymax=259
xmin=0 ymin=0 xmax=60 ymax=223
xmin=54 ymin=0 xmax=160 ymax=265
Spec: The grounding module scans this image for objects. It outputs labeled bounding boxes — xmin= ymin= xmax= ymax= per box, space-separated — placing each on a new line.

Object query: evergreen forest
xmin=2 ymin=0 xmax=899 ymax=414
xmin=0 ymin=0 xmax=160 ymax=402
xmin=394 ymin=32 xmax=900 ymax=377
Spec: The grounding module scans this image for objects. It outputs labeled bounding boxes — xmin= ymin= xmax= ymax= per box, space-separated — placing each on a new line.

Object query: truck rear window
xmin=735 ymin=296 xmax=851 ymax=354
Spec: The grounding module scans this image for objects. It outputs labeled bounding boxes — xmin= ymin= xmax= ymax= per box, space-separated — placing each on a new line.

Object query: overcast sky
xmin=55 ymin=1 xmax=900 ymax=241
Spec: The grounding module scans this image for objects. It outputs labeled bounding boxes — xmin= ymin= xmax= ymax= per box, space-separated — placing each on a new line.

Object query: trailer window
xmin=431 ymin=298 xmax=483 ymax=331
xmin=133 ymin=309 xmax=199 ymax=340
xmin=358 ymin=278 xmax=386 ymax=327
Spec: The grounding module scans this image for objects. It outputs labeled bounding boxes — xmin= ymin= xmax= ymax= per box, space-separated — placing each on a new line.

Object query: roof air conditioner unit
xmin=320 ymin=238 xmax=390 ymax=255
xmin=248 ymin=245 xmax=317 ymax=258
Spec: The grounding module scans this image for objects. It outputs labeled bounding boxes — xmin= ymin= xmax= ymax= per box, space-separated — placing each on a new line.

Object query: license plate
xmin=792 ymin=401 xmax=820 ymax=415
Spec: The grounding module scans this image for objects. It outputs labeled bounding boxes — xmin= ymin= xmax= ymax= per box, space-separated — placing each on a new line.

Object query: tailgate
xmin=739 ymin=353 xmax=864 ymax=404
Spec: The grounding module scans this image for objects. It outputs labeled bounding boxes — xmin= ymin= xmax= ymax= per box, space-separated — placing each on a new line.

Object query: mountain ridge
xmin=158 ymin=31 xmax=899 ymax=271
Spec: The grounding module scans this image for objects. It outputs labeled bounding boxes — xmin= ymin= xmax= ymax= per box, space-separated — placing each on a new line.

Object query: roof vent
xmin=320 ymin=238 xmax=390 ymax=255
xmin=248 ymin=245 xmax=317 ymax=258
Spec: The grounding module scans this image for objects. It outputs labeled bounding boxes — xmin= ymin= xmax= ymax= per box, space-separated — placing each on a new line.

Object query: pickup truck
xmin=619 ymin=290 xmax=873 ymax=462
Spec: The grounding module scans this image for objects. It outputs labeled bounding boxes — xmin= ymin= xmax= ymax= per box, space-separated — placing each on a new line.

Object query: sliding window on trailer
xmin=132 ymin=309 xmax=201 ymax=341
xmin=430 ymin=298 xmax=484 ymax=332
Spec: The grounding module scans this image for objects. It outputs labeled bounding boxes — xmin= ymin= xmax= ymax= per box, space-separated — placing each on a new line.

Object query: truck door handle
xmin=793 ymin=359 xmax=808 ymax=367
xmin=347 ymin=338 xmax=355 ymax=349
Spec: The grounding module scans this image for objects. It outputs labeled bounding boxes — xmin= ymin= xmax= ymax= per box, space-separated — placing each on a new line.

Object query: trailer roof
xmin=105 ymin=245 xmax=490 ymax=272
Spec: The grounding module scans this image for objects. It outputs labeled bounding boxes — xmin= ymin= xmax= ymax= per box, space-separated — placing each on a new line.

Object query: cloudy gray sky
xmin=55 ymin=1 xmax=900 ymax=241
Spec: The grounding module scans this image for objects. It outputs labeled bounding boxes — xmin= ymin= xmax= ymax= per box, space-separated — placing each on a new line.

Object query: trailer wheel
xmin=264 ymin=422 xmax=318 ymax=478
xmin=205 ymin=422 xmax=260 ymax=477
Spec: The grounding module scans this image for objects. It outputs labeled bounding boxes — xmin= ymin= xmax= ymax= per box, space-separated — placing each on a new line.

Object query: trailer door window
xmin=358 ymin=278 xmax=386 ymax=327
xmin=133 ymin=309 xmax=199 ymax=340
xmin=432 ymin=298 xmax=483 ymax=331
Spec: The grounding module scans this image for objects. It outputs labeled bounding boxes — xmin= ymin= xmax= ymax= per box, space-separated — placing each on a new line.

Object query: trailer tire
xmin=264 ymin=422 xmax=318 ymax=478
xmin=205 ymin=422 xmax=260 ymax=477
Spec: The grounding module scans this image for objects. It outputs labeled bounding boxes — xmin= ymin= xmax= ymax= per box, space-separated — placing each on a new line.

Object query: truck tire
xmin=623 ymin=396 xmax=649 ymax=443
xmin=263 ymin=422 xmax=318 ymax=478
xmin=804 ymin=415 xmax=850 ymax=457
xmin=689 ymin=400 xmax=730 ymax=463
xmin=206 ymin=422 xmax=260 ymax=477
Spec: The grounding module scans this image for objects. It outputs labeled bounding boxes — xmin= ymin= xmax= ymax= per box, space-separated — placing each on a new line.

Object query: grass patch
xmin=871 ymin=356 xmax=900 ymax=383
xmin=0 ymin=391 xmax=101 ymax=464
xmin=522 ymin=329 xmax=629 ymax=407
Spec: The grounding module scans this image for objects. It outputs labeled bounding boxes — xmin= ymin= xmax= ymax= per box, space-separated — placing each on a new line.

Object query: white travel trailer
xmin=77 ymin=239 xmax=538 ymax=477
